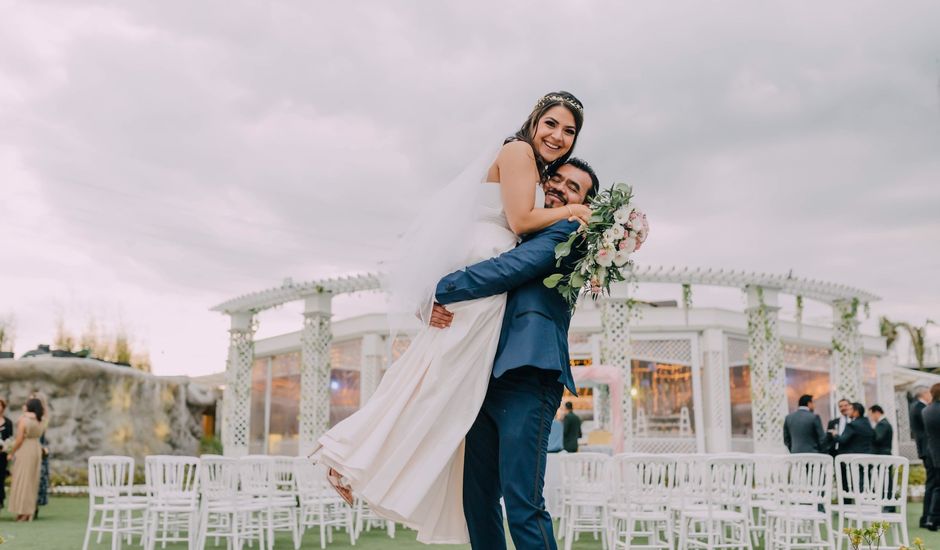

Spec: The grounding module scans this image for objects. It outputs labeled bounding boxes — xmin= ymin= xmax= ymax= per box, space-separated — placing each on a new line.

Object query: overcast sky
xmin=2 ymin=1 xmax=939 ymax=376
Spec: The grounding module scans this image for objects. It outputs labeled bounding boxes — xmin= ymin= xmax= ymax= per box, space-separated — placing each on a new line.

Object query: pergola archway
xmin=211 ymin=266 xmax=880 ymax=456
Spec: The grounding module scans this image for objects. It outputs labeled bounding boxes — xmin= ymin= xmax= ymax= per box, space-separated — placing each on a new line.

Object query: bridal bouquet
xmin=544 ymin=182 xmax=648 ymax=305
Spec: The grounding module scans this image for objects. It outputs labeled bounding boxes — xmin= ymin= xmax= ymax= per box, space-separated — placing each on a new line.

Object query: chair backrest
xmin=703 ymin=456 xmax=753 ymax=510
xmin=270 ymin=456 xmax=298 ymax=495
xmin=776 ymin=454 xmax=833 ymax=511
xmin=560 ymin=452 xmax=610 ymax=498
xmin=611 ymin=454 xmax=674 ymax=508
xmin=239 ymin=455 xmax=275 ymax=497
xmin=145 ymin=455 xmax=200 ymax=503
xmin=199 ymin=455 xmax=240 ymax=502
xmin=88 ymin=455 xmax=135 ymax=498
xmin=839 ymin=454 xmax=909 ymax=507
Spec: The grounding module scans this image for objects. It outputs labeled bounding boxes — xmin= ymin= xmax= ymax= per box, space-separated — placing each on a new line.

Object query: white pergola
xmin=211 ymin=266 xmax=882 ymax=457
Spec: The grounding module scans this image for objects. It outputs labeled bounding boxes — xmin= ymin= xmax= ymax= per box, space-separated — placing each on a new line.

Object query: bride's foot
xmin=327 ymin=467 xmax=354 ymax=506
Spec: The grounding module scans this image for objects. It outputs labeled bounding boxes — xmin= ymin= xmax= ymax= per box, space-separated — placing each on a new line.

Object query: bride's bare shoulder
xmin=497 ymin=140 xmax=535 ymax=161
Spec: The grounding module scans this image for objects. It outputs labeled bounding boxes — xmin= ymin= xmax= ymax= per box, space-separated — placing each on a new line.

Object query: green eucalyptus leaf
xmin=543 ymin=273 xmax=564 ymax=288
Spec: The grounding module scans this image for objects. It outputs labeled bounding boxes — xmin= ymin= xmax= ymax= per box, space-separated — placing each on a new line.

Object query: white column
xmin=832 ymin=299 xmax=864 ymax=404
xmin=298 ymin=293 xmax=332 ymax=457
xmin=701 ymin=328 xmax=731 ymax=453
xmin=360 ymin=334 xmax=383 ymax=405
xmin=599 ymin=284 xmax=633 ymax=452
xmin=222 ymin=311 xmax=255 ymax=457
xmin=744 ymin=285 xmax=788 ymax=454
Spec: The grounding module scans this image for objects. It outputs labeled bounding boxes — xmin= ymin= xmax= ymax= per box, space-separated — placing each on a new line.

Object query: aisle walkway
xmin=1 ymin=496 xmax=937 ymax=549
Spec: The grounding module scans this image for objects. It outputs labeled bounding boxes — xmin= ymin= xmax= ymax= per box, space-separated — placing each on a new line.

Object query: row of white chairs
xmin=83 ymin=454 xmax=394 ymax=550
xmin=557 ymin=452 xmax=910 ymax=550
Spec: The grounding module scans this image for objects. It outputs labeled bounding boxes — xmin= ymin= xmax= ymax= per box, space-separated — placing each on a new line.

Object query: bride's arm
xmin=497 ymin=142 xmax=591 ymax=235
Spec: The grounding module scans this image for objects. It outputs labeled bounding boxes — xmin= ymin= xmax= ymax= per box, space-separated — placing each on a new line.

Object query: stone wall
xmin=0 ymin=358 xmax=218 ymax=470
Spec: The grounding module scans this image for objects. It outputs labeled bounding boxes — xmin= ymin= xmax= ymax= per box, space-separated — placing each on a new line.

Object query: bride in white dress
xmin=314 ymin=91 xmax=589 ymax=544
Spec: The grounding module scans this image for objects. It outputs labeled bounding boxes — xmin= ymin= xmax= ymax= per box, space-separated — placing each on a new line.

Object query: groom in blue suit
xmin=432 ymin=158 xmax=598 ymax=550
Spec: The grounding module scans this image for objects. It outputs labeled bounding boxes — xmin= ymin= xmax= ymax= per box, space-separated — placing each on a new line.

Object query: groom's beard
xmin=543 ymin=188 xmax=568 ymax=209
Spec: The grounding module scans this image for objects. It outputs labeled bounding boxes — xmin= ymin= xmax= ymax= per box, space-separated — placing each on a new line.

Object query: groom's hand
xmin=429 ymin=303 xmax=454 ymax=329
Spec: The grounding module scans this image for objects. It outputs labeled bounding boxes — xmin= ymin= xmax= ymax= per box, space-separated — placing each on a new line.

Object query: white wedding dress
xmin=316 ymin=183 xmax=538 ymax=543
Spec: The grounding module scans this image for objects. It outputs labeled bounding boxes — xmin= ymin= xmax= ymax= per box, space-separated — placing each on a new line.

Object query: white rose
xmin=614 ymin=250 xmax=631 ymax=267
xmin=614 ymin=207 xmax=630 ymax=225
xmin=602 ymin=226 xmax=624 ymax=243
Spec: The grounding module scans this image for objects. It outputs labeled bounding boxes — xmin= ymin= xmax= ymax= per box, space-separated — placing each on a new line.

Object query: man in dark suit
xmin=562 ymin=401 xmax=582 ymax=453
xmin=911 ymin=386 xmax=933 ymax=527
xmin=869 ymin=405 xmax=893 ymax=455
xmin=433 ymin=159 xmax=597 ymax=550
xmin=784 ymin=394 xmax=826 ymax=453
xmin=826 ymin=398 xmax=852 ymax=455
xmin=831 ymin=402 xmax=874 ymax=454
xmin=921 ymin=384 xmax=940 ymax=529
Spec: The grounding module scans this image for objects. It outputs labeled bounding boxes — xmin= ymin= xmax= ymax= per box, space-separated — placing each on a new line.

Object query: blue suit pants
xmin=463 ymin=366 xmax=564 ymax=550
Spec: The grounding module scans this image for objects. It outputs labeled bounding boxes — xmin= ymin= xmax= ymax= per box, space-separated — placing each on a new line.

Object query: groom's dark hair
xmin=563 ymin=157 xmax=599 ymax=202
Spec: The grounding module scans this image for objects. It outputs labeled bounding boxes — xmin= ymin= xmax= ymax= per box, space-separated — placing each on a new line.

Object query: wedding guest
xmin=0 ymin=398 xmax=13 ymax=510
xmin=29 ymin=391 xmax=49 ymax=519
xmin=783 ymin=394 xmax=826 ymax=453
xmin=921 ymin=384 xmax=940 ymax=530
xmin=869 ymin=405 xmax=893 ymax=455
xmin=8 ymin=398 xmax=43 ymax=521
xmin=825 ymin=398 xmax=852 ymax=455
xmin=911 ymin=386 xmax=934 ymax=528
xmin=562 ymin=401 xmax=582 ymax=453
xmin=831 ymin=402 xmax=874 ymax=454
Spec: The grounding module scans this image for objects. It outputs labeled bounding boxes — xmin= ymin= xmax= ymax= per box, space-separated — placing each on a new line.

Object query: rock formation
xmin=0 ymin=357 xmax=219 ymax=471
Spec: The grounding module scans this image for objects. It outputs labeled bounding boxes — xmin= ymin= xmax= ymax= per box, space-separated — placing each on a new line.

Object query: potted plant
xmin=845 ymin=523 xmax=927 ymax=550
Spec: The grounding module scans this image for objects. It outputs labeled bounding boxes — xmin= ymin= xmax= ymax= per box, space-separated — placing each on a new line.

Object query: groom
xmin=432 ymin=158 xmax=598 ymax=550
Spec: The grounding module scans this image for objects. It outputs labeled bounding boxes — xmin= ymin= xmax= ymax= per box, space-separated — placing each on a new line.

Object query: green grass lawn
xmin=1 ymin=496 xmax=938 ymax=549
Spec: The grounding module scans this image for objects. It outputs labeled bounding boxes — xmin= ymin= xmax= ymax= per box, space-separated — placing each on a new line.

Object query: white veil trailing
xmin=382 ymin=143 xmax=501 ymax=334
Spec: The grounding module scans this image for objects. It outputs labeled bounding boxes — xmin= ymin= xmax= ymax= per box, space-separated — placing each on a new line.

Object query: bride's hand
xmin=564 ymin=204 xmax=592 ymax=227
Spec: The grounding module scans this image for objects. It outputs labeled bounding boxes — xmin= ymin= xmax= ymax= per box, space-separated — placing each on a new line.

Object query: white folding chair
xmin=765 ymin=454 xmax=834 ymax=550
xmin=239 ymin=455 xmax=300 ymax=550
xmin=835 ymin=454 xmax=909 ymax=550
xmin=270 ymin=456 xmax=302 ymax=550
xmin=748 ymin=454 xmax=786 ymax=547
xmin=143 ymin=455 xmax=200 ymax=550
xmin=559 ymin=452 xmax=610 ymax=550
xmin=677 ymin=456 xmax=754 ymax=550
xmin=295 ymin=458 xmax=356 ymax=549
xmin=353 ymin=498 xmax=396 ymax=540
xmin=196 ymin=455 xmax=267 ymax=550
xmin=83 ymin=456 xmax=148 ymax=550
xmin=607 ymin=454 xmax=674 ymax=550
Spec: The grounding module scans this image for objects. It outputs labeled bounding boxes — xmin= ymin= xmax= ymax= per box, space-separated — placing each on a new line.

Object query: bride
xmin=313 ymin=91 xmax=589 ymax=544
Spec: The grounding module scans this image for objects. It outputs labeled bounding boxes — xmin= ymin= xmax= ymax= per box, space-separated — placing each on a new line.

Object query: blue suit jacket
xmin=435 ymin=219 xmax=582 ymax=394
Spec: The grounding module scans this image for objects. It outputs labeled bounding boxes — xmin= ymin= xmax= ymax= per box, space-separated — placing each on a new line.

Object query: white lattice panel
xmin=832 ymin=299 xmax=864 ymax=404
xmin=896 ymin=390 xmax=912 ymax=444
xmin=299 ymin=311 xmax=332 ymax=453
xmin=745 ymin=294 xmax=788 ymax=453
xmin=634 ymin=438 xmax=697 ymax=454
xmin=223 ymin=321 xmax=255 ymax=456
xmin=630 ymin=339 xmax=692 ymax=365
xmin=600 ymin=298 xmax=633 ymax=452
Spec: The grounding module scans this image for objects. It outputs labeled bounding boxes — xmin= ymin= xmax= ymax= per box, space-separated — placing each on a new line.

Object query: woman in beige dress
xmin=7 ymin=398 xmax=44 ymax=521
